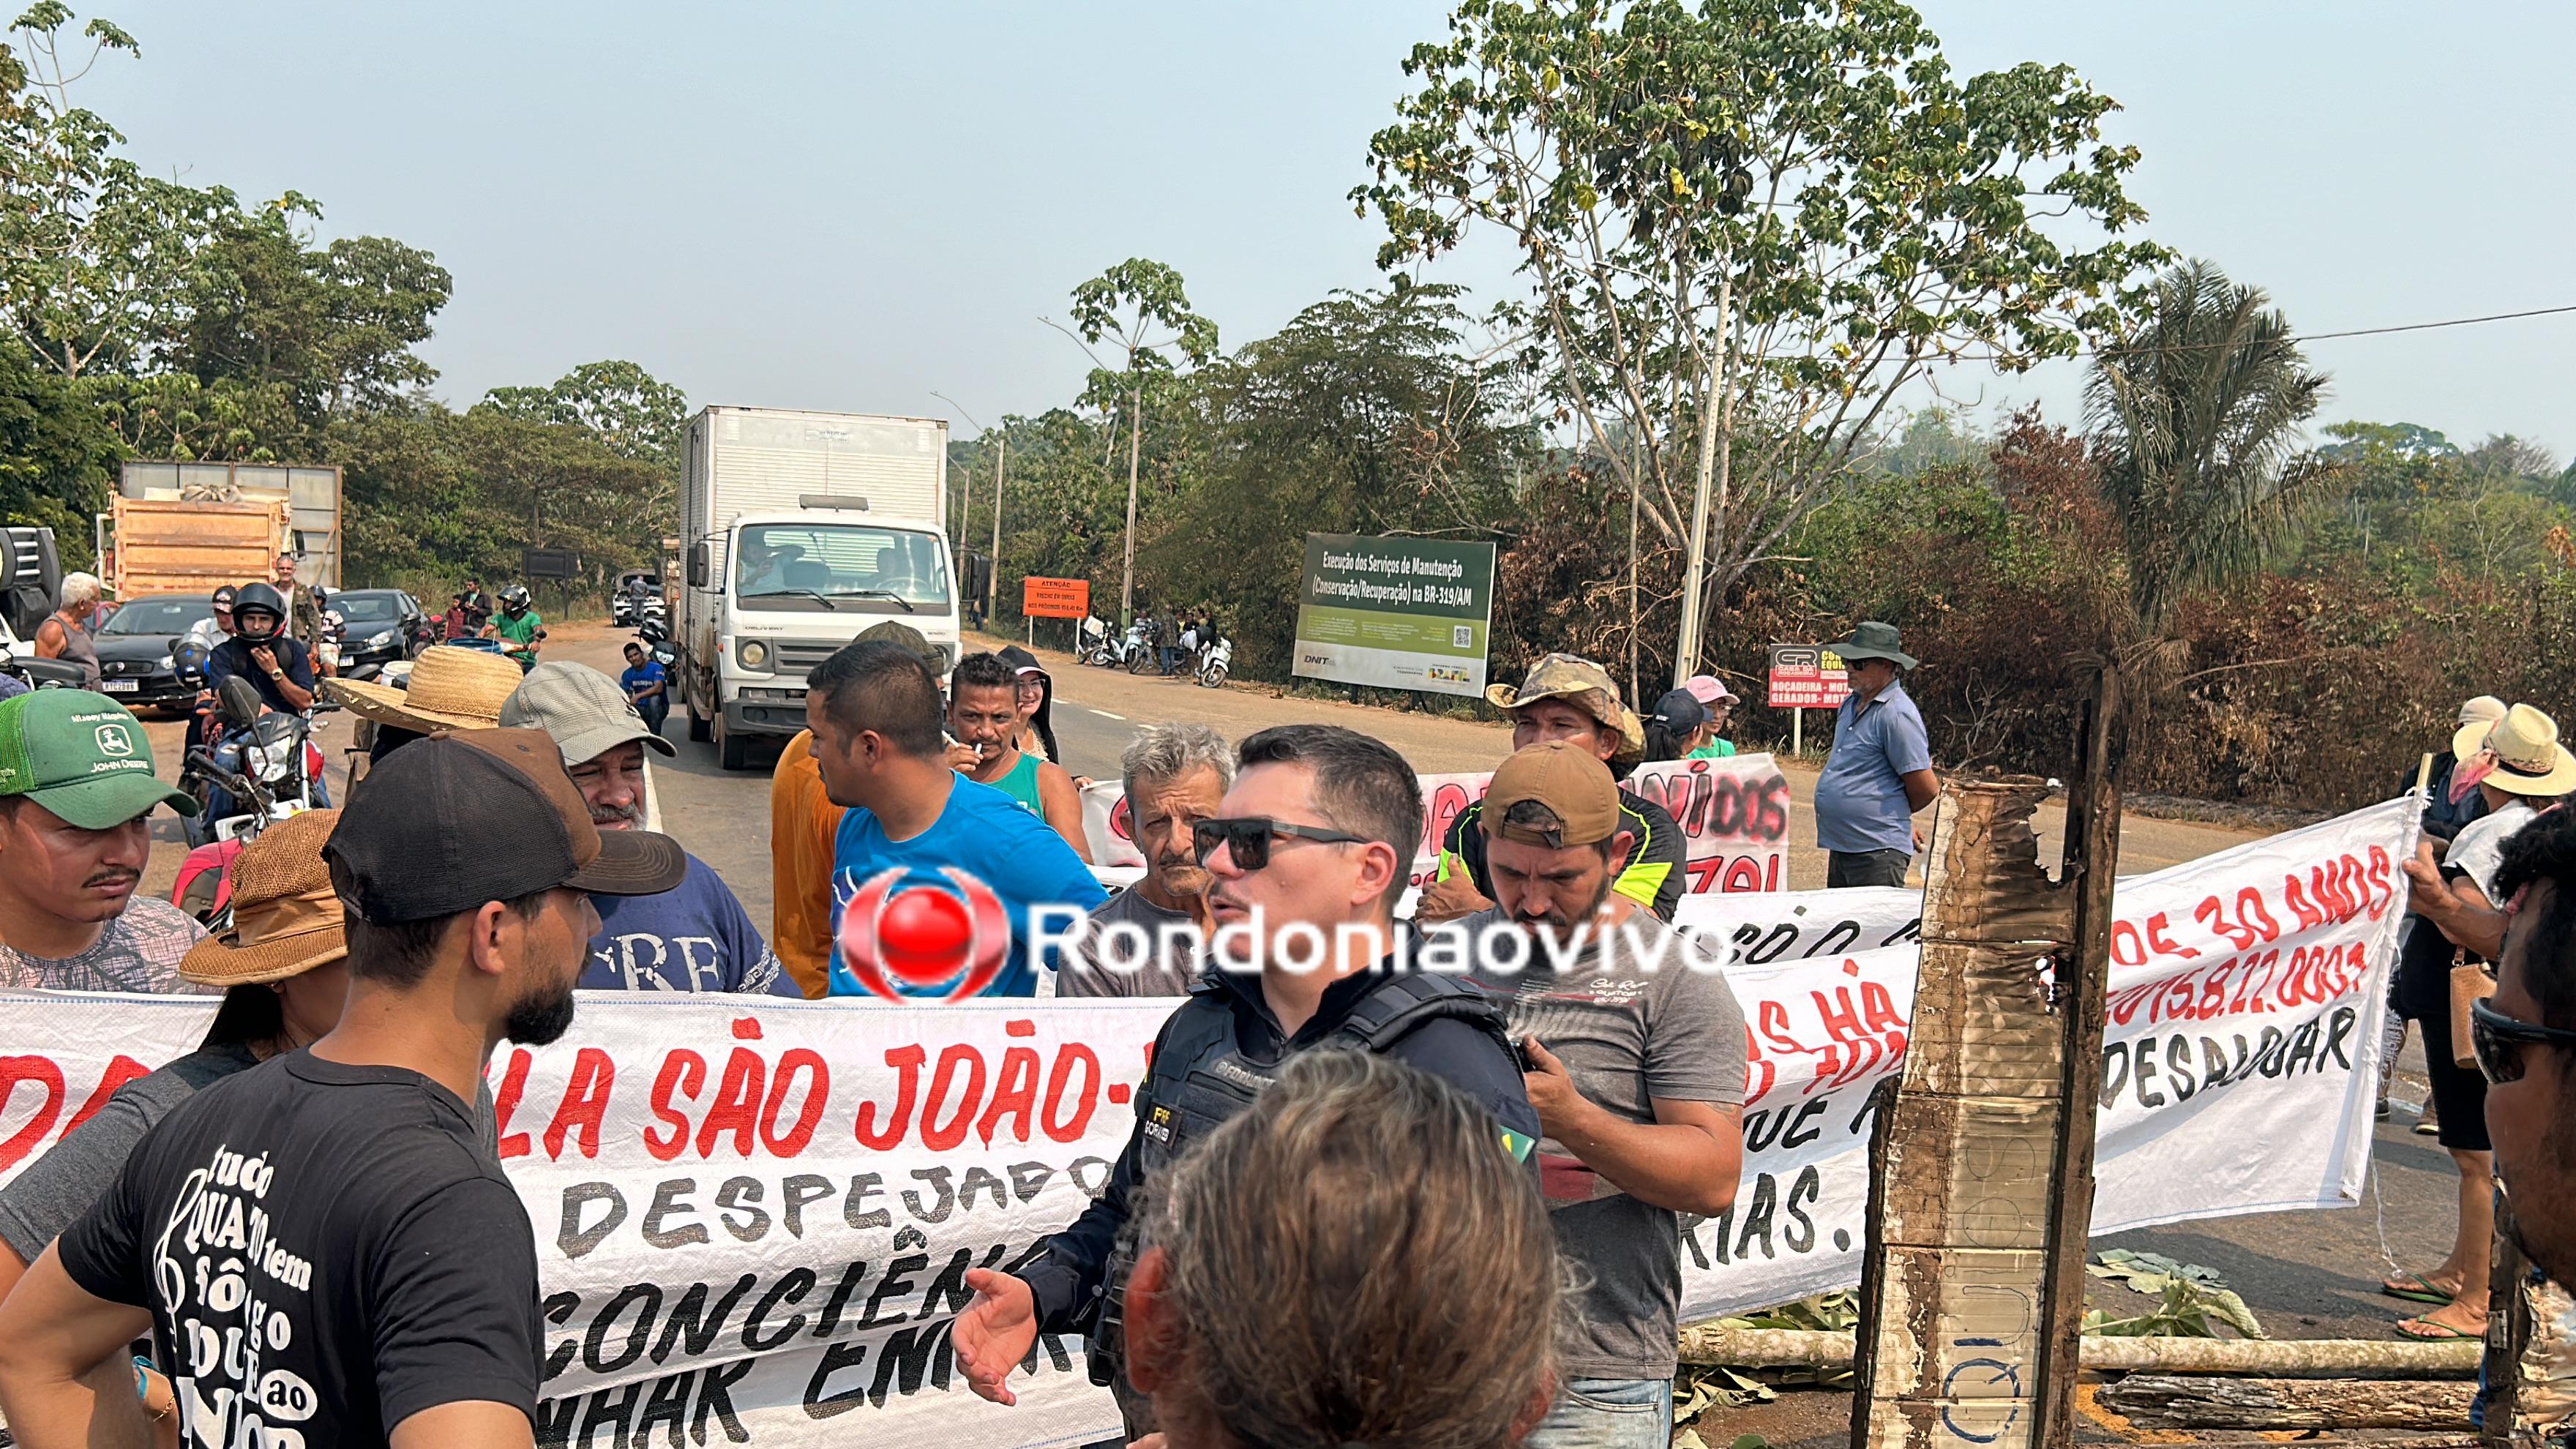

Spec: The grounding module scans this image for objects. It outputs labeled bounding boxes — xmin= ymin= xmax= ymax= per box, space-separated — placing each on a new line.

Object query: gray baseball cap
xmin=500 ymin=662 xmax=678 ymax=767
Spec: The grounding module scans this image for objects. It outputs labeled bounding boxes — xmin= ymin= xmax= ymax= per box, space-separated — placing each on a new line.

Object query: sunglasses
xmin=1191 ymin=816 xmax=1370 ymax=871
xmin=2469 ymin=997 xmax=2576 ymax=1085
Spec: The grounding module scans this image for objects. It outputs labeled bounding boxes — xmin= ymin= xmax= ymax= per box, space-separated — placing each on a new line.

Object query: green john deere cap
xmin=0 ymin=689 xmax=200 ymax=829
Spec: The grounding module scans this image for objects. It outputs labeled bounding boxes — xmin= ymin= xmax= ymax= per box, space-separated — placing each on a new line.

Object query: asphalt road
xmin=124 ymin=624 xmax=2466 ymax=1352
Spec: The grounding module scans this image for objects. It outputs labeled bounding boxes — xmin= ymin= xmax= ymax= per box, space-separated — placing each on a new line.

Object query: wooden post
xmin=1848 ymin=662 xmax=2121 ymax=1449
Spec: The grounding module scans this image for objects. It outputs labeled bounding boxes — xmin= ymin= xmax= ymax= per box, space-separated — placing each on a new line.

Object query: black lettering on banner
xmin=2323 ymin=1006 xmax=2357 ymax=1069
xmin=1809 ymin=920 xmax=1861 ymax=958
xmin=782 ymin=1174 xmax=833 ymax=1238
xmin=815 ymin=1259 xmax=869 ymax=1338
xmin=746 ymin=1268 xmax=815 ymax=1351
xmin=2285 ymin=1019 xmax=2321 ymax=1076
xmin=1783 ymin=1165 xmax=1821 ymax=1253
xmin=2095 ymin=1007 xmax=2366 ymax=1109
xmin=858 ymin=1254 xmax=929 ymax=1329
xmin=2166 ymin=1036 xmax=2197 ymax=1101
xmin=1781 ymin=1098 xmax=1827 ymax=1150
xmin=918 ymin=1243 xmax=1012 ymax=1321
xmin=572 ymin=1379 xmax=640 ymax=1447
xmin=804 ymin=1340 xmax=872 ymax=1420
xmin=558 ymin=1182 xmax=626 ymax=1260
xmin=845 ymin=1172 xmax=889 ymax=1229
xmin=1733 ymin=1173 xmax=1778 ymax=1261
xmin=637 ymin=1369 xmax=691 ymax=1445
xmin=693 ymin=1358 xmax=755 ymax=1443
xmin=716 ymin=1177 xmax=771 ymax=1243
xmin=536 ymin=1360 xmax=757 ymax=1448
xmin=585 ymin=1284 xmax=662 ymax=1374
xmin=959 ymin=1165 xmax=1011 ymax=1213
xmin=903 ymin=1167 xmax=956 ymax=1223
xmin=1008 ymin=1161 xmax=1056 ymax=1203
xmin=654 ymin=1274 xmax=758 ymax=1364
xmin=643 ymin=1179 xmax=709 ymax=1249
xmin=2135 ymin=1046 xmax=2164 ymax=1109
xmin=2100 ymin=1042 xmax=2130 ymax=1104
xmin=870 ymin=1322 xmax=951 ymax=1406
xmin=801 ymin=1333 xmax=1085 ymax=1420
xmin=1068 ymin=1156 xmax=1114 ymax=1195
xmin=542 ymin=1292 xmax=580 ymax=1381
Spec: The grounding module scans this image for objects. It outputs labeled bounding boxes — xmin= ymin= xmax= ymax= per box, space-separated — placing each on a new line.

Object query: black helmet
xmin=501 ymin=585 xmax=531 ymax=612
xmin=231 ymin=581 xmax=288 ymax=634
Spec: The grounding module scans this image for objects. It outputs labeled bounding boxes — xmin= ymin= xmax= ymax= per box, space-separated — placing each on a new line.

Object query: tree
xmin=1066 ymin=258 xmax=1216 ymax=624
xmin=2083 ymin=258 xmax=2330 ymax=651
xmin=478 ymin=359 xmax=687 ymax=525
xmin=1355 ymin=0 xmax=2161 ymax=678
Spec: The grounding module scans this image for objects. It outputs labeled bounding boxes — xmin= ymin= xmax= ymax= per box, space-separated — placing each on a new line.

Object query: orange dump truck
xmin=100 ymin=462 xmax=342 ymax=599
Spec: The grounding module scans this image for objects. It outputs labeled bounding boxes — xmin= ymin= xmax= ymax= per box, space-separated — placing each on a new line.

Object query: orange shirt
xmin=770 ymin=729 xmax=847 ymax=998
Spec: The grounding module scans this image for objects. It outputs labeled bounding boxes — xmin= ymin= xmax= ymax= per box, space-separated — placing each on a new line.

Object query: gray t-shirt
xmin=1458 ymin=906 xmax=1748 ymax=1380
xmin=0 ymin=896 xmax=206 ymax=994
xmin=1056 ymin=886 xmax=1203 ymax=998
xmin=0 ymin=1039 xmax=259 ymax=1263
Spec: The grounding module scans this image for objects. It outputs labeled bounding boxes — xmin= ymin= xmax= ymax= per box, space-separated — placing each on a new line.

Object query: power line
xmin=2284 ymin=302 xmax=2576 ymax=345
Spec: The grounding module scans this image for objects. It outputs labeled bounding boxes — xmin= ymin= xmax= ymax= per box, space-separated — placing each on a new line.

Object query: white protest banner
xmin=0 ymin=798 xmax=2416 ymax=1446
xmin=1671 ymin=886 xmax=1922 ymax=962
xmin=1080 ymin=753 xmax=1792 ymax=894
xmin=1672 ymin=795 xmax=2417 ymax=1319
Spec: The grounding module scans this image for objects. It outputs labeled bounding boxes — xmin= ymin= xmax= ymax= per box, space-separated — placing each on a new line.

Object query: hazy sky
xmin=72 ymin=1 xmax=2576 ymax=455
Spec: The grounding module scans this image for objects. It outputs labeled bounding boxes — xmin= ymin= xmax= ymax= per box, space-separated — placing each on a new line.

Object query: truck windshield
xmin=735 ymin=524 xmax=949 ymax=612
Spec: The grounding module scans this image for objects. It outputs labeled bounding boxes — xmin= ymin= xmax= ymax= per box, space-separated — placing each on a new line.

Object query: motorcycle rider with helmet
xmin=203 ymin=583 xmax=316 ymax=717
xmin=485 ymin=584 xmax=544 ymax=664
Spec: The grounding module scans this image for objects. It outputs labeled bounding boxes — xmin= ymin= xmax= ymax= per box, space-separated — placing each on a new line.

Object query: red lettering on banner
xmin=1742 ymin=1023 xmax=1777 ymax=1104
xmin=2195 ymin=895 xmax=2255 ymax=952
xmin=1041 ymin=1043 xmax=1101 ymax=1142
xmin=2144 ymin=913 xmax=2198 ymax=960
xmin=1424 ymin=782 xmax=1475 ymax=866
xmin=1756 ymin=1000 xmax=1806 ymax=1057
xmin=920 ymin=1045 xmax=986 ymax=1152
xmin=0 ymin=1056 xmax=64 ymax=1173
xmin=978 ymin=1046 xmax=1041 ymax=1146
xmin=1108 ymin=793 xmax=1134 ymax=849
xmin=2111 ymin=923 xmax=2145 ymax=967
xmin=544 ymin=1048 xmax=615 ymax=1160
xmin=2367 ymin=847 xmax=2395 ymax=919
xmin=61 ymin=1054 xmax=149 ymax=1139
xmin=492 ymin=1047 xmax=534 ymax=1159
xmin=854 ymin=1045 xmax=924 ymax=1150
xmin=645 ymin=1049 xmax=707 ymax=1161
xmin=697 ymin=1047 xmax=768 ymax=1158
xmin=2283 ymin=876 xmax=2325 ymax=932
xmin=760 ymin=1049 xmax=828 ymax=1156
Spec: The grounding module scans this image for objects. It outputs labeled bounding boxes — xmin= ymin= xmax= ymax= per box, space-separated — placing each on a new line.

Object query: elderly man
xmin=1058 ymin=722 xmax=1232 ymax=997
xmin=1447 ymin=742 xmax=1745 ymax=1448
xmin=30 ymin=572 xmax=102 ymax=689
xmin=0 ymin=691 xmax=205 ymax=990
xmin=503 ymin=662 xmax=792 ymax=995
xmin=274 ymin=551 xmax=326 ymax=664
xmin=953 ymin=724 xmax=1538 ymax=1439
xmin=1422 ymin=653 xmax=1688 ymax=925
xmin=1813 ymin=621 xmax=1939 ymax=888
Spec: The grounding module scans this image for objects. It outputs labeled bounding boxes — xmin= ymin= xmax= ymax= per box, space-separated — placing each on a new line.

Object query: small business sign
xmin=1021 ymin=576 xmax=1090 ymax=619
xmin=1766 ymin=643 xmax=1850 ymax=710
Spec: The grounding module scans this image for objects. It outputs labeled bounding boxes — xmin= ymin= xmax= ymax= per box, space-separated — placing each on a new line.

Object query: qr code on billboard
xmin=1453 ymin=624 xmax=1474 ymax=648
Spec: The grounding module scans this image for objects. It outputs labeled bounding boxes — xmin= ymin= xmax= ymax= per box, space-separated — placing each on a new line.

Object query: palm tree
xmin=2084 ymin=259 xmax=2331 ymax=649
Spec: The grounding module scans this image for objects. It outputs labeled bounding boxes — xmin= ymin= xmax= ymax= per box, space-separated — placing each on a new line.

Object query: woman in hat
xmin=2385 ymin=703 xmax=2576 ymax=1340
xmin=997 ymin=645 xmax=1062 ymax=765
xmin=0 ymin=809 xmax=358 ymax=1426
xmin=1682 ymin=675 xmax=1740 ymax=757
xmin=1641 ymin=687 xmax=1712 ymax=764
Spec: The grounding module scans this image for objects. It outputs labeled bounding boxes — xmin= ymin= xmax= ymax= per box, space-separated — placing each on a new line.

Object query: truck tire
xmin=717 ymin=716 xmax=751 ymax=771
xmin=687 ymin=697 xmax=711 ymax=743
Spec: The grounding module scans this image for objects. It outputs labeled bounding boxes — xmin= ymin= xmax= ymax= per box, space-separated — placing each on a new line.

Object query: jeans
xmin=1525 ymin=1377 xmax=1671 ymax=1449
xmin=1158 ymin=646 xmax=1180 ymax=674
xmin=636 ymin=693 xmax=670 ymax=737
xmin=1827 ymin=847 xmax=1911 ymax=888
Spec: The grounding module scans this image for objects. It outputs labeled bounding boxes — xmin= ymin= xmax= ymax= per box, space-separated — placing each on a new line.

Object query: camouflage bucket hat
xmin=1484 ymin=653 xmax=1645 ymax=759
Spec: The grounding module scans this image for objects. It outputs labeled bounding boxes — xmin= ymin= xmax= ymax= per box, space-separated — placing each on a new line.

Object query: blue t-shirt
xmin=829 ymin=774 xmax=1107 ymax=999
xmin=621 ymin=661 xmax=666 ymax=698
xmin=1813 ymin=678 xmax=1933 ymax=855
xmin=586 ymin=853 xmax=797 ymax=995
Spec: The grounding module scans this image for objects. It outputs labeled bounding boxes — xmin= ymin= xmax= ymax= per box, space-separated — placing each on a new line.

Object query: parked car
xmin=92 ymin=594 xmax=216 ymax=710
xmin=326 ymin=588 xmax=432 ymax=676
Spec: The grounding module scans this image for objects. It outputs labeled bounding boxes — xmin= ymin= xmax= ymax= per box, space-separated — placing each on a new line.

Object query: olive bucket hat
xmin=1830 ymin=621 xmax=1918 ymax=670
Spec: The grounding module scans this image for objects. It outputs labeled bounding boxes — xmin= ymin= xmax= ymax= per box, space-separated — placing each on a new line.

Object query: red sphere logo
xmin=836 ymin=866 xmax=1011 ymax=1002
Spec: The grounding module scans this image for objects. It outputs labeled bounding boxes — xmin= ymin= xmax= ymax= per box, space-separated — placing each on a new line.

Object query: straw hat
xmin=323 ymin=645 xmax=521 ymax=735
xmin=178 ymin=809 xmax=349 ymax=986
xmin=2449 ymin=694 xmax=2509 ymax=763
xmin=2465 ymin=703 xmax=2576 ymax=798
xmin=1485 ymin=654 xmax=1646 ymax=760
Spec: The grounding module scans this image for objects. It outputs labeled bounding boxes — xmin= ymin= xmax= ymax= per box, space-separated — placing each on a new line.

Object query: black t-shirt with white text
xmin=59 ymin=1049 xmax=539 ymax=1448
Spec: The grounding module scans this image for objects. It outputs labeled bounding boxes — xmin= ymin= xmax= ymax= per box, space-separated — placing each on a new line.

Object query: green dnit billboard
xmin=1292 ymin=533 xmax=1496 ymax=697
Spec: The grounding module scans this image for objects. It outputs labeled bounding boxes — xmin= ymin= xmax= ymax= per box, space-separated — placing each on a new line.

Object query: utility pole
xmin=1674 ymin=249 xmax=1731 ymax=688
xmin=988 ymin=422 xmax=1006 ymax=622
xmin=1120 ymin=379 xmax=1142 ymax=627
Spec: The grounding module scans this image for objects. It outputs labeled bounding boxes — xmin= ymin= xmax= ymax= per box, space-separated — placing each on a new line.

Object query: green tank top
xmin=991 ymin=749 xmax=1044 ymax=817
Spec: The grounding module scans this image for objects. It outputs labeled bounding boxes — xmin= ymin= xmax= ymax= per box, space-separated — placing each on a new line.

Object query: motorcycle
xmin=1196 ymin=635 xmax=1232 ymax=688
xmin=1121 ymin=618 xmax=1158 ymax=675
xmin=636 ymin=617 xmax=679 ymax=672
xmin=1076 ymin=615 xmax=1112 ymax=667
xmin=173 ymin=676 xmax=331 ymax=917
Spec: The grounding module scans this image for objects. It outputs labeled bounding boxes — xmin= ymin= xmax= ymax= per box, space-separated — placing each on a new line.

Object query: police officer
xmin=949 ymin=724 xmax=1540 ymax=1437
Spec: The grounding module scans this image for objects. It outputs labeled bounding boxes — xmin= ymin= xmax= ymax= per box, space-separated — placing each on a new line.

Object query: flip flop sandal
xmin=2395 ymin=1314 xmax=2482 ymax=1341
xmin=2382 ymin=1271 xmax=2455 ymax=1305
xmin=2416 ymin=1118 xmax=2441 ymax=1136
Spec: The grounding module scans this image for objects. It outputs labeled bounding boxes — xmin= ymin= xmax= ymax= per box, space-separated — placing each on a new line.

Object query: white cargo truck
xmin=675 ymin=406 xmax=956 ymax=769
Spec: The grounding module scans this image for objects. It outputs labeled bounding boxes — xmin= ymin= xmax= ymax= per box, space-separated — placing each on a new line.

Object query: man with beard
xmin=1449 ymin=741 xmax=1745 ymax=1448
xmin=503 ymin=663 xmax=792 ymax=995
xmin=0 ymin=689 xmax=206 ymax=992
xmin=0 ymin=730 xmax=686 ymax=1448
xmin=1058 ymin=722 xmax=1231 ymax=997
xmin=946 ymin=651 xmax=1088 ymax=858
xmin=2484 ymin=811 xmax=2576 ymax=1281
